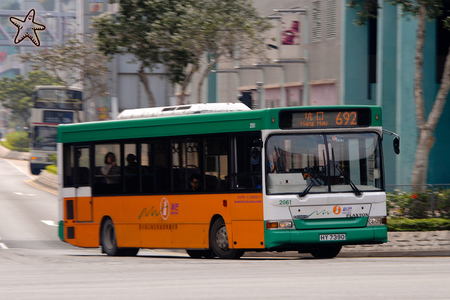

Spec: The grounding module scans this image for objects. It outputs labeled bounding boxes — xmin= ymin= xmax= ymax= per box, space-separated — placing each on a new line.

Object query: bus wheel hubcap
xmin=216 ymin=226 xmax=228 ymax=250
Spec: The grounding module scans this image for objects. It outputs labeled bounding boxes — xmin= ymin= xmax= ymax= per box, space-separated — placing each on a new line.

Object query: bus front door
xmin=74 ymin=145 xmax=93 ymax=222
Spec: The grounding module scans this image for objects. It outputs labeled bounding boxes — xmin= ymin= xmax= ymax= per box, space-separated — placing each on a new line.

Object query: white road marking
xmin=41 ymin=220 xmax=58 ymax=227
xmin=14 ymin=192 xmax=36 ymax=196
xmin=0 ymin=237 xmax=8 ymax=249
xmin=5 ymin=159 xmax=34 ymax=179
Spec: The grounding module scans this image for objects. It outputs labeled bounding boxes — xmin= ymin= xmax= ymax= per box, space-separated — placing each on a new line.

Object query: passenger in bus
xmin=189 ymin=173 xmax=202 ymax=192
xmin=268 ymin=147 xmax=279 ymax=173
xmin=125 ymin=153 xmax=138 ymax=174
xmin=101 ymin=152 xmax=120 ymax=183
xmin=268 ymin=146 xmax=286 ymax=173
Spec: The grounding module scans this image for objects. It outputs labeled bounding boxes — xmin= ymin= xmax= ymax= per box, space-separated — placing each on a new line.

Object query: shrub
xmin=45 ymin=164 xmax=57 ymax=175
xmin=407 ymin=193 xmax=430 ymax=219
xmin=435 ymin=189 xmax=450 ymax=218
xmin=4 ymin=132 xmax=29 ymax=152
xmin=48 ymin=154 xmax=57 ymax=163
xmin=388 ymin=218 xmax=450 ymax=231
xmin=387 ymin=189 xmax=450 ymax=219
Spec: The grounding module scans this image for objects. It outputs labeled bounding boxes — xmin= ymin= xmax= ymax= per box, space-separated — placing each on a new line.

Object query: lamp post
xmin=211 ymin=69 xmax=239 ymax=102
xmin=234 ymin=66 xmax=264 ymax=108
xmin=252 ymin=63 xmax=285 ymax=107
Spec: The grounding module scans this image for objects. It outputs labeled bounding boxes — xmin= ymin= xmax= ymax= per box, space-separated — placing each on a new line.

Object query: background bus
xmin=30 ymin=86 xmax=83 ymax=175
xmin=57 ymin=105 xmax=398 ymax=259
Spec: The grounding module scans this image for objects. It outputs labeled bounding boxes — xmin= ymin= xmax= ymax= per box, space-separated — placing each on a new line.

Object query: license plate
xmin=319 ymin=234 xmax=346 ymax=241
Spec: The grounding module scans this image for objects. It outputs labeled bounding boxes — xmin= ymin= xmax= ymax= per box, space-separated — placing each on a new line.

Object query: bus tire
xmin=101 ymin=218 xmax=139 ymax=256
xmin=310 ymin=245 xmax=342 ymax=259
xmin=186 ymin=250 xmax=213 ymax=259
xmin=30 ymin=167 xmax=41 ymax=175
xmin=209 ymin=218 xmax=244 ymax=259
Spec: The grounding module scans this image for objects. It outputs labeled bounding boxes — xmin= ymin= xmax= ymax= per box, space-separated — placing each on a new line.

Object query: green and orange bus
xmin=57 ymin=104 xmax=398 ymax=259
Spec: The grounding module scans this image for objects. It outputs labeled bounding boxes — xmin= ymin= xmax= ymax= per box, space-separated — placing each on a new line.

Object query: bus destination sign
xmin=279 ymin=108 xmax=371 ymax=129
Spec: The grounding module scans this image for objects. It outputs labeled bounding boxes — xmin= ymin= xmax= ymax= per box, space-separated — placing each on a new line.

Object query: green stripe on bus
xmin=264 ymin=226 xmax=387 ymax=249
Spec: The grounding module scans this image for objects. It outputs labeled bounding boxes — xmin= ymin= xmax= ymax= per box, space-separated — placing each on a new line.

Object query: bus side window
xmin=171 ymin=140 xmax=201 ymax=192
xmin=63 ymin=145 xmax=74 ymax=187
xmin=75 ymin=147 xmax=90 ymax=186
xmin=205 ymin=137 xmax=228 ymax=191
xmin=93 ymin=143 xmax=122 ymax=195
xmin=230 ymin=133 xmax=262 ymax=190
xmin=144 ymin=140 xmax=170 ymax=193
xmin=125 ymin=143 xmax=139 ymax=193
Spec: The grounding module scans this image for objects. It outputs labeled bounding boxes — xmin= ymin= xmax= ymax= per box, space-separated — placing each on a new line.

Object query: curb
xmin=33 ymin=170 xmax=58 ymax=191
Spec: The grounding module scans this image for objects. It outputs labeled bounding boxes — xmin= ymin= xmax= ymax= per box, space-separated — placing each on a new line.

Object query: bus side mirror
xmin=253 ymin=139 xmax=263 ymax=148
xmin=393 ymin=137 xmax=400 ymax=155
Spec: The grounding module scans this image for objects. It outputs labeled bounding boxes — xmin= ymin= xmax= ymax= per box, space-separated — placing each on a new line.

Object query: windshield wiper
xmin=333 ymin=164 xmax=362 ymax=196
xmin=299 ymin=166 xmax=325 ymax=197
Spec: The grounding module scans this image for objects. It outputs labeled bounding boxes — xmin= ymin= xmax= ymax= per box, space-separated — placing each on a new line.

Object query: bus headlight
xmin=367 ymin=217 xmax=387 ymax=226
xmin=266 ymin=220 xmax=293 ymax=229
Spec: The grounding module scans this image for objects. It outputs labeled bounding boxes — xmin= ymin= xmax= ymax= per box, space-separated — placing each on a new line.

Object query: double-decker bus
xmin=30 ymin=86 xmax=83 ymax=175
xmin=57 ymin=105 xmax=399 ymax=259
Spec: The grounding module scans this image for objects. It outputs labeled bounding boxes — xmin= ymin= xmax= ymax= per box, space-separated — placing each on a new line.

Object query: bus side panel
xmin=84 ymin=193 xmax=265 ymax=250
xmin=165 ymin=224 xmax=209 ymax=248
xmin=76 ymin=196 xmax=93 ymax=222
xmin=72 ymin=224 xmax=100 ymax=247
xmin=230 ymin=221 xmax=265 ymax=249
xmin=229 ymin=193 xmax=264 ymax=249
xmin=229 ymin=194 xmax=263 ymax=220
xmin=116 ymin=224 xmax=141 ymax=248
xmin=120 ymin=194 xmax=230 ymax=249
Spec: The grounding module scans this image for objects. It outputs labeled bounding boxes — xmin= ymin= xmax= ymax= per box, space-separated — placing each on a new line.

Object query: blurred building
xmin=2 ymin=0 xmax=449 ymax=186
xmin=204 ymin=0 xmax=450 ymax=186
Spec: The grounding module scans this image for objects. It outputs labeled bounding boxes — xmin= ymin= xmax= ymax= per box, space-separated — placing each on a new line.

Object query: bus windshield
xmin=33 ymin=126 xmax=57 ymax=151
xmin=266 ymin=132 xmax=383 ymax=195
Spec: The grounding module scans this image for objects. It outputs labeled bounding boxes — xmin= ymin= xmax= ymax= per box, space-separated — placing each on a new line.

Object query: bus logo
xmin=160 ymin=198 xmax=170 ymax=220
xmin=333 ymin=206 xmax=341 ymax=215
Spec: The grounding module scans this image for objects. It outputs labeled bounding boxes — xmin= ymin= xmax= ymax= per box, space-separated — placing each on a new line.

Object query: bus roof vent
xmin=117 ymin=103 xmax=251 ymax=120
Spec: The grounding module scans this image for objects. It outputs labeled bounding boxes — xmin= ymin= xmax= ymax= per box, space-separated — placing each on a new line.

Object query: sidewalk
xmin=1 ymin=146 xmax=448 ymax=257
xmin=0 ymin=143 xmax=30 ymax=160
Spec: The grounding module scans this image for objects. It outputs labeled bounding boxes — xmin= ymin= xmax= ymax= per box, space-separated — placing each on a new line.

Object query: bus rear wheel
xmin=186 ymin=250 xmax=213 ymax=259
xmin=209 ymin=219 xmax=244 ymax=259
xmin=310 ymin=245 xmax=342 ymax=259
xmin=101 ymin=219 xmax=139 ymax=256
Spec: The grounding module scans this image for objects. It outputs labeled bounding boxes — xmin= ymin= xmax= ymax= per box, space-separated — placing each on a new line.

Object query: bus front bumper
xmin=264 ymin=226 xmax=387 ymax=249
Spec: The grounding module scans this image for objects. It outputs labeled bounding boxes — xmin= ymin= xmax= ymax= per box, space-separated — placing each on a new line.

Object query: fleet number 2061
xmin=279 ymin=200 xmax=292 ymax=205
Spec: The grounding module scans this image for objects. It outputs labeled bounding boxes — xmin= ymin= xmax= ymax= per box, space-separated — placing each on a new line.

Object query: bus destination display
xmin=279 ymin=108 xmax=371 ymax=129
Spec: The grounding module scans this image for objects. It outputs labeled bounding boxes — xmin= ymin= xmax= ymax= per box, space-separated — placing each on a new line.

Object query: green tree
xmin=19 ymin=33 xmax=110 ymax=120
xmin=349 ymin=0 xmax=450 ymax=189
xmin=161 ymin=0 xmax=272 ymax=104
xmin=93 ymin=0 xmax=271 ymax=106
xmin=93 ymin=0 xmax=196 ymax=107
xmin=0 ymin=71 xmax=63 ymax=129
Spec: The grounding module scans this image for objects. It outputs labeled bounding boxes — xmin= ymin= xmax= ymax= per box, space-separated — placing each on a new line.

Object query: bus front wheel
xmin=101 ymin=218 xmax=139 ymax=256
xmin=209 ymin=219 xmax=244 ymax=259
xmin=310 ymin=245 xmax=342 ymax=259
